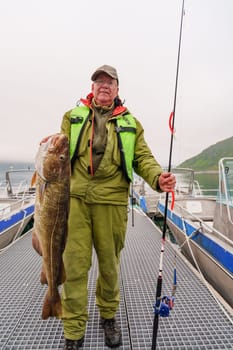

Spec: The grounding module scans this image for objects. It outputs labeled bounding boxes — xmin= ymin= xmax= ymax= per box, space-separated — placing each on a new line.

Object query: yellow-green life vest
xmin=69 ymin=106 xmax=136 ymax=181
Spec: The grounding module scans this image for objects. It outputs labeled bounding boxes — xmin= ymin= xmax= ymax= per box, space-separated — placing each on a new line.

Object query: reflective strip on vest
xmin=69 ymin=107 xmax=136 ymax=181
xmin=115 ymin=115 xmax=136 ymax=182
xmin=69 ymin=106 xmax=90 ymax=159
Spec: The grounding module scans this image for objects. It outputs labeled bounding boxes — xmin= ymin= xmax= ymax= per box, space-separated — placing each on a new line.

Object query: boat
xmin=133 ymin=174 xmax=161 ymax=219
xmin=0 ymin=169 xmax=35 ymax=250
xmin=157 ymin=158 xmax=233 ymax=308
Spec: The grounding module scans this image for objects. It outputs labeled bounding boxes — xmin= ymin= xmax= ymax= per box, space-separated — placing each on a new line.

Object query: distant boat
xmin=0 ymin=169 xmax=35 ymax=250
xmin=157 ymin=158 xmax=233 ymax=308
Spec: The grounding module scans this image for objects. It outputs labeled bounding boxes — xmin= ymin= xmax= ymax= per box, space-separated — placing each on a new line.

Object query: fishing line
xmin=151 ymin=1 xmax=185 ymax=349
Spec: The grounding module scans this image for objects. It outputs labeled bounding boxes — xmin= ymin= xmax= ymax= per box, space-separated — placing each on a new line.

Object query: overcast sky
xmin=1 ymin=0 xmax=233 ymax=166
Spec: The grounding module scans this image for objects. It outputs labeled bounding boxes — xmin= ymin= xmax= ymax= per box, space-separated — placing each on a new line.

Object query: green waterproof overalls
xmin=61 ymin=105 xmax=136 ymax=340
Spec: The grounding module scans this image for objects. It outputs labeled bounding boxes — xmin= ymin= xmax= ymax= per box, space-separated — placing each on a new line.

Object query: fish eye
xmin=59 ymin=155 xmax=65 ymax=161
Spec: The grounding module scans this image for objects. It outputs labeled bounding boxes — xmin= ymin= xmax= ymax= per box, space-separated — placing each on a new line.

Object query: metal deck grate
xmin=0 ymin=208 xmax=232 ymax=349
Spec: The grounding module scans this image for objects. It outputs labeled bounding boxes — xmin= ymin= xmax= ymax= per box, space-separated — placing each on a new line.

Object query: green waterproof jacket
xmin=60 ymin=96 xmax=163 ymax=205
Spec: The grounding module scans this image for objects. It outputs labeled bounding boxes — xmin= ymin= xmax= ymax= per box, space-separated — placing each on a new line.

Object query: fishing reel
xmin=153 ymin=296 xmax=175 ymax=317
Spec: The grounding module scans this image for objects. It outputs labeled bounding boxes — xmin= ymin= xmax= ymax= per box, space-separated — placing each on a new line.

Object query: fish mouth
xmin=35 ymin=134 xmax=69 ymax=181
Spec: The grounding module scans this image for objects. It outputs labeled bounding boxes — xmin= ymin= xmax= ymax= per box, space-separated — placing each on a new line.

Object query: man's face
xmin=92 ymin=73 xmax=119 ymax=106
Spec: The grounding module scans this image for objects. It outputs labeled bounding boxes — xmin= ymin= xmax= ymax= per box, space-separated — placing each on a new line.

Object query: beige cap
xmin=91 ymin=64 xmax=118 ymax=82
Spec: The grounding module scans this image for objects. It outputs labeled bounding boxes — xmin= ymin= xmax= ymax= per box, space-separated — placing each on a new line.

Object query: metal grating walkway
xmin=0 ymin=208 xmax=232 ymax=349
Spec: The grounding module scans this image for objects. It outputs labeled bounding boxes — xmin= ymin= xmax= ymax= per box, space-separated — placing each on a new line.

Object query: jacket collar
xmin=80 ymin=93 xmax=127 ymax=116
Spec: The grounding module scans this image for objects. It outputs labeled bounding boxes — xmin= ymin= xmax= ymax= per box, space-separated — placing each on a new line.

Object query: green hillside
xmin=178 ymin=136 xmax=233 ymax=170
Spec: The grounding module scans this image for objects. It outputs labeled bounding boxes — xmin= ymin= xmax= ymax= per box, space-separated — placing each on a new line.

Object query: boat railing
xmin=218 ymin=158 xmax=233 ymax=226
xmin=12 ymin=208 xmax=29 ymax=242
xmin=0 ymin=197 xmax=32 ymax=221
xmin=0 ymin=203 xmax=11 ymax=219
xmin=14 ymin=183 xmax=36 ymax=199
xmin=0 ymin=181 xmax=8 ymax=197
xmin=171 ymin=199 xmax=233 ymax=248
xmin=193 ymin=188 xmax=218 ymax=199
xmin=5 ymin=169 xmax=35 ymax=198
xmin=6 ymin=181 xmax=35 ymax=199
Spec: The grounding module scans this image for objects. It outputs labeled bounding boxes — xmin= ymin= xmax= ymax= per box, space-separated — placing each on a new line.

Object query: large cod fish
xmin=32 ymin=133 xmax=70 ymax=319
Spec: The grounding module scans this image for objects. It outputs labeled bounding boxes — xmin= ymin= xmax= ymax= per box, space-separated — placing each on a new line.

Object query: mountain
xmin=178 ymin=136 xmax=233 ymax=170
xmin=1 ymin=136 xmax=232 ymax=173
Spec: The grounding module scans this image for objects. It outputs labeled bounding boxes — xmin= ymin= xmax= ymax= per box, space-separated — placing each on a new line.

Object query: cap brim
xmin=91 ymin=70 xmax=117 ymax=81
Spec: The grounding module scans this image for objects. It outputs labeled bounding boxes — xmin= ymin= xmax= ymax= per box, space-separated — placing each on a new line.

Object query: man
xmin=61 ymin=65 xmax=176 ymax=349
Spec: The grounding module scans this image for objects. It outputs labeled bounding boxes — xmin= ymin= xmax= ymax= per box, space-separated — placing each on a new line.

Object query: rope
xmin=181 ymin=220 xmax=233 ymax=325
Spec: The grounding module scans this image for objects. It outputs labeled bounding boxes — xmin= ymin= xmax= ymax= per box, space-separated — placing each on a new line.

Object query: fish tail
xmin=42 ymin=290 xmax=62 ymax=319
xmin=32 ymin=231 xmax=42 ymax=256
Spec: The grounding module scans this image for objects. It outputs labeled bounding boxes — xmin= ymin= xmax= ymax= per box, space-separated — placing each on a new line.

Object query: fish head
xmin=35 ymin=134 xmax=70 ymax=182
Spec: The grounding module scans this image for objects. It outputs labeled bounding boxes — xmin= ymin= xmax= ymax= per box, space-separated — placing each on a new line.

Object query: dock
xmin=0 ymin=208 xmax=233 ymax=349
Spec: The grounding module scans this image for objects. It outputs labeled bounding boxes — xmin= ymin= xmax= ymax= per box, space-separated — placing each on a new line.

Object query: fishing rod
xmin=151 ymin=0 xmax=185 ymax=349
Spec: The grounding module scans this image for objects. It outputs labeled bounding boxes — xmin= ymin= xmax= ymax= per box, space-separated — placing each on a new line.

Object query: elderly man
xmin=60 ymin=65 xmax=176 ymax=349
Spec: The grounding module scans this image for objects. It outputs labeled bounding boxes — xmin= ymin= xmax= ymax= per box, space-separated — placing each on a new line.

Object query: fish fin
xmin=38 ymin=182 xmax=47 ymax=201
xmin=32 ymin=231 xmax=43 ymax=256
xmin=40 ymin=265 xmax=48 ymax=284
xmin=42 ymin=290 xmax=62 ymax=319
xmin=31 ymin=172 xmax=37 ymax=187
